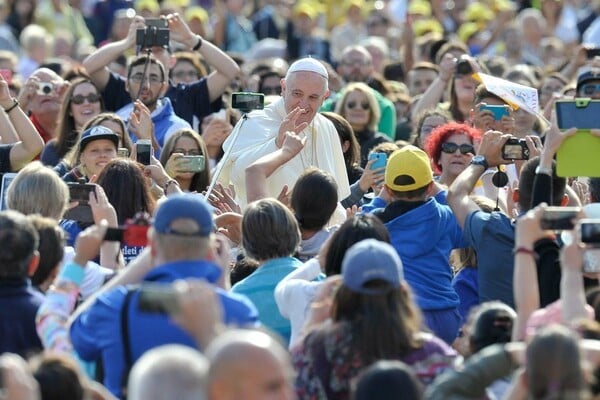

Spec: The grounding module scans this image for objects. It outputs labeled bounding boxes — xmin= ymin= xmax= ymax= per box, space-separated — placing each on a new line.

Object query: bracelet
xmin=192 ymin=35 xmax=203 ymax=51
xmin=3 ymin=98 xmax=19 ymax=114
xmin=163 ymin=179 xmax=180 ymax=193
xmin=513 ymin=246 xmax=537 ymax=260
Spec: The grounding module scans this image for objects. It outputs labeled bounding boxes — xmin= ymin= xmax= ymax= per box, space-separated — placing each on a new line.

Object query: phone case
xmin=555 ymin=99 xmax=600 ymax=177
xmin=369 ymin=153 xmax=387 ymax=170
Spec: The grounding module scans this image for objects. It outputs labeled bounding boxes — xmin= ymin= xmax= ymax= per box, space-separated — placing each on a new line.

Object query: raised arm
xmin=410 ymin=53 xmax=455 ymax=120
xmin=82 ymin=16 xmax=145 ymax=91
xmin=166 ymin=13 xmax=240 ymax=102
xmin=245 ymin=131 xmax=306 ymax=204
xmin=447 ymin=130 xmax=510 ymax=228
xmin=0 ymin=77 xmax=44 ymax=170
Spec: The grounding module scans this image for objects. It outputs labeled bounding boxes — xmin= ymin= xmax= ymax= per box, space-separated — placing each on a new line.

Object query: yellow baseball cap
xmin=385 ymin=146 xmax=433 ymax=192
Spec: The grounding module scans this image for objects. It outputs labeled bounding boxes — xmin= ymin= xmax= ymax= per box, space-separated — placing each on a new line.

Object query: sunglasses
xmin=71 ymin=93 xmax=102 ymax=105
xmin=346 ymin=101 xmax=369 ymax=110
xmin=581 ymin=83 xmax=600 ymax=96
xmin=441 ymin=142 xmax=474 ymax=155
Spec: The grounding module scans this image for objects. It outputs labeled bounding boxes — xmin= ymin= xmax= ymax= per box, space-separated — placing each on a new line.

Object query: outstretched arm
xmin=245 ymin=131 xmax=306 ymax=204
xmin=166 ymin=13 xmax=240 ymax=102
xmin=82 ymin=16 xmax=145 ymax=91
xmin=447 ymin=130 xmax=510 ymax=228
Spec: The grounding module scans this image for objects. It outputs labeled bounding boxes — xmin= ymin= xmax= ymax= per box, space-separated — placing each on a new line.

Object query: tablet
xmin=0 ymin=173 xmax=16 ymax=211
xmin=555 ymin=99 xmax=600 ymax=177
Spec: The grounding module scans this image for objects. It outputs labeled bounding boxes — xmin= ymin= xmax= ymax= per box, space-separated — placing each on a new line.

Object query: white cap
xmin=287 ymin=57 xmax=328 ymax=79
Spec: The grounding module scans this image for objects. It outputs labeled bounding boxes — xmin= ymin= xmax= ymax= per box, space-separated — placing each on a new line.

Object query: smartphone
xmin=0 ymin=173 xmax=16 ymax=211
xmin=177 ymin=155 xmax=205 ymax=173
xmin=586 ymin=47 xmax=600 ymax=59
xmin=145 ymin=18 xmax=168 ymax=29
xmin=138 ymin=284 xmax=180 ymax=314
xmin=68 ymin=183 xmax=96 ymax=204
xmin=104 ymin=225 xmax=149 ymax=247
xmin=480 ymin=104 xmax=510 ymax=120
xmin=0 ymin=69 xmax=12 ymax=85
xmin=117 ymin=147 xmax=129 ymax=158
xmin=136 ymin=140 xmax=152 ymax=165
xmin=580 ymin=219 xmax=600 ymax=246
xmin=368 ymin=152 xmax=387 ymax=170
xmin=540 ymin=206 xmax=581 ymax=230
xmin=502 ymin=137 xmax=529 ymax=160
xmin=231 ymin=92 xmax=264 ymax=112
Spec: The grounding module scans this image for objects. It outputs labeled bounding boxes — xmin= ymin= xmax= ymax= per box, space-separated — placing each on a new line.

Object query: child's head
xmin=291 ymin=168 xmax=338 ymax=233
xmin=384 ymin=146 xmax=433 ymax=201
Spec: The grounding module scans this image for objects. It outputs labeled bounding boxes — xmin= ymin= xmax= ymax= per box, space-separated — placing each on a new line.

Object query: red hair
xmin=425 ymin=122 xmax=481 ymax=174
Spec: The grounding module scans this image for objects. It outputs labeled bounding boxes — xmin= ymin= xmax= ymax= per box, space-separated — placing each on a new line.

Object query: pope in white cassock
xmin=218 ymin=57 xmax=350 ymax=208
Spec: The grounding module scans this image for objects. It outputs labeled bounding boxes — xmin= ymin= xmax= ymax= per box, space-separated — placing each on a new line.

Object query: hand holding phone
xmin=136 ymin=140 xmax=152 ymax=165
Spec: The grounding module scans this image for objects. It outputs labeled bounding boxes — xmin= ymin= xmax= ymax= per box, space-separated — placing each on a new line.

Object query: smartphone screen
xmin=136 ymin=141 xmax=152 ymax=165
xmin=68 ymin=183 xmax=96 ymax=203
xmin=580 ymin=221 xmax=600 ymax=245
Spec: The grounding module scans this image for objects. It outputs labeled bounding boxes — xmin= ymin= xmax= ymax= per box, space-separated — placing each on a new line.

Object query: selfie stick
xmin=204 ymin=113 xmax=249 ymax=201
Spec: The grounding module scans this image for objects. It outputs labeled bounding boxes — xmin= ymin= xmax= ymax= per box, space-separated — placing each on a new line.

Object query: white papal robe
xmin=219 ymin=97 xmax=350 ymax=208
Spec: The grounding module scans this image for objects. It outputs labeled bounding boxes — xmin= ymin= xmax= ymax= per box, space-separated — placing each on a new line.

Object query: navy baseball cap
xmin=342 ymin=239 xmax=403 ymax=295
xmin=79 ymin=125 xmax=119 ymax=152
xmin=153 ymin=193 xmax=214 ymax=236
xmin=576 ymin=68 xmax=600 ymax=93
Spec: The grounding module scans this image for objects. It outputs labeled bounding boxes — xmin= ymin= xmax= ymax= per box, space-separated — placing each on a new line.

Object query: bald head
xmin=128 ymin=345 xmax=209 ymax=400
xmin=206 ymin=330 xmax=295 ymax=400
xmin=28 ymin=67 xmax=65 ymax=118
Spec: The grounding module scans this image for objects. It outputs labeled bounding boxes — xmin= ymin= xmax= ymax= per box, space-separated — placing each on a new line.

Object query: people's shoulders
xmin=214 ymin=287 xmax=259 ymax=325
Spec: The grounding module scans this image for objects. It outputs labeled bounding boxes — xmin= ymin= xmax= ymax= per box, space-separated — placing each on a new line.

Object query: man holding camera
xmin=82 ymin=13 xmax=239 ymax=128
xmin=447 ymin=122 xmax=574 ymax=309
xmin=19 ymin=68 xmax=68 ymax=144
xmin=69 ymin=193 xmax=258 ymax=398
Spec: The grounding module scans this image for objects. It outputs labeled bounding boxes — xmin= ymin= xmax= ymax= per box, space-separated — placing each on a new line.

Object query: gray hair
xmin=128 ymin=345 xmax=209 ymax=400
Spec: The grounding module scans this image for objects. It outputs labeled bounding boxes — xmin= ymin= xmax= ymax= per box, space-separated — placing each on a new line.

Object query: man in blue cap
xmin=70 ymin=193 xmax=258 ymax=398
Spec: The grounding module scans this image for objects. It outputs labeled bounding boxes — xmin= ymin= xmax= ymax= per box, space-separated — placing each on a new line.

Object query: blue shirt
xmin=70 ymin=259 xmax=258 ymax=398
xmin=372 ymin=197 xmax=466 ymax=311
xmin=231 ymin=257 xmax=302 ymax=345
xmin=464 ymin=210 xmax=515 ymax=308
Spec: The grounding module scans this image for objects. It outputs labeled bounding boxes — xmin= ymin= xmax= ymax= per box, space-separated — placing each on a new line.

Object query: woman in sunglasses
xmin=334 ymin=82 xmax=390 ymax=168
xmin=41 ymin=77 xmax=103 ymax=167
xmin=425 ymin=122 xmax=481 ymax=188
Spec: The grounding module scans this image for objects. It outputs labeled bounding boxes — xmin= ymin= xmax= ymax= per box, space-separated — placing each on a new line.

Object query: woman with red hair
xmin=425 ymin=122 xmax=481 ymax=187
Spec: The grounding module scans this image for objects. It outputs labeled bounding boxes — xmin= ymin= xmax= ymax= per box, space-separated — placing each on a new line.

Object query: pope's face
xmin=281 ymin=71 xmax=329 ymax=127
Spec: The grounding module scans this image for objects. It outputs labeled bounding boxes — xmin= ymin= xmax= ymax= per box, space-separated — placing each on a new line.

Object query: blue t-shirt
xmin=464 ymin=210 xmax=515 ymax=308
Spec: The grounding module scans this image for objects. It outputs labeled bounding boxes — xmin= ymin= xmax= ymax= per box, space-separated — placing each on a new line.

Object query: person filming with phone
xmin=219 ymin=57 xmax=350 ymax=209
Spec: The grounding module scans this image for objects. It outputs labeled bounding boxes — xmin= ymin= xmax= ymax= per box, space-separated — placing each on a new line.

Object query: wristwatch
xmin=470 ymin=155 xmax=489 ymax=170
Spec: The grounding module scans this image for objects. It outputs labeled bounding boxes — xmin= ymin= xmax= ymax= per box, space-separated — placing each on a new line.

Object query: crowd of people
xmin=0 ymin=0 xmax=599 ymax=399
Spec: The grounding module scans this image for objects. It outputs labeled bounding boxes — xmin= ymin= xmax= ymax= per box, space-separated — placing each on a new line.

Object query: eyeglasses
xmin=173 ymin=148 xmax=201 ymax=156
xmin=172 ymin=70 xmax=199 ymax=80
xmin=262 ymin=86 xmax=281 ymax=95
xmin=441 ymin=142 xmax=474 ymax=155
xmin=581 ymin=83 xmax=600 ymax=96
xmin=71 ymin=93 xmax=102 ymax=105
xmin=346 ymin=101 xmax=369 ymax=110
xmin=129 ymin=74 xmax=163 ymax=84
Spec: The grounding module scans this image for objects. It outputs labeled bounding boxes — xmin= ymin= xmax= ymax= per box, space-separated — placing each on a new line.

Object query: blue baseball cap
xmin=79 ymin=125 xmax=119 ymax=152
xmin=342 ymin=239 xmax=403 ymax=295
xmin=153 ymin=193 xmax=214 ymax=236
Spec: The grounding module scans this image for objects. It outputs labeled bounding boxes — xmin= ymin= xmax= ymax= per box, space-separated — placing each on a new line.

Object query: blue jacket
xmin=70 ymin=260 xmax=258 ymax=398
xmin=372 ymin=197 xmax=466 ymax=311
xmin=0 ymin=279 xmax=44 ymax=357
xmin=116 ymin=97 xmax=190 ymax=150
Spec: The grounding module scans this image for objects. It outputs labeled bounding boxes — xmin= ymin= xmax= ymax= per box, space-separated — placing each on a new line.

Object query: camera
xmin=36 ymin=82 xmax=54 ymax=96
xmin=580 ymin=219 xmax=600 ymax=246
xmin=138 ymin=283 xmax=180 ymax=314
xmin=502 ymin=137 xmax=529 ymax=160
xmin=103 ymin=213 xmax=151 ymax=247
xmin=540 ymin=206 xmax=581 ymax=230
xmin=455 ymin=55 xmax=473 ymax=75
xmin=585 ymin=46 xmax=600 ymax=59
xmin=136 ymin=18 xmax=170 ymax=49
xmin=64 ymin=182 xmax=96 ymax=223
xmin=231 ymin=92 xmax=264 ymax=113
xmin=177 ymin=155 xmax=205 ymax=173
xmin=479 ymin=104 xmax=510 ymax=120
xmin=136 ymin=140 xmax=152 ymax=166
